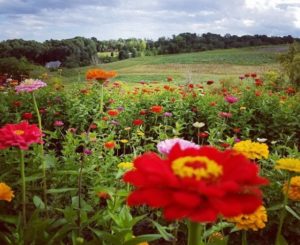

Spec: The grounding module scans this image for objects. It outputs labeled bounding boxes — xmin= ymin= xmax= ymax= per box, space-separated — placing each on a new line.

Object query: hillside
xmin=60 ymin=45 xmax=288 ymax=83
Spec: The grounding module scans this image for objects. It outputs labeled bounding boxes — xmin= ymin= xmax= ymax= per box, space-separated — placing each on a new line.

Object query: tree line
xmin=0 ymin=33 xmax=298 ymax=70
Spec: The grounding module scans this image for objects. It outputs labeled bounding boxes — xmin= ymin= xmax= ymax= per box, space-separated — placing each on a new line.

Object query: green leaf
xmin=47 ymin=188 xmax=77 ymax=194
xmin=150 ymin=220 xmax=174 ymax=241
xmin=268 ymin=203 xmax=284 ymax=211
xmin=123 ymin=234 xmax=162 ymax=245
xmin=43 ymin=154 xmax=57 ymax=169
xmin=285 ymin=205 xmax=300 ymax=220
xmin=203 ymin=222 xmax=233 ymax=238
xmin=33 ymin=195 xmax=45 ymax=209
xmin=0 ymin=214 xmax=18 ymax=224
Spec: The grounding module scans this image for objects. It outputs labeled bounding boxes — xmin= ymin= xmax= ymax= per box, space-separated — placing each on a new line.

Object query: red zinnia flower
xmin=104 ymin=141 xmax=116 ymax=149
xmin=207 ymin=80 xmax=214 ymax=85
xmin=255 ymin=79 xmax=263 ymax=86
xmin=124 ymin=144 xmax=268 ymax=222
xmin=150 ymin=105 xmax=163 ymax=114
xmin=0 ymin=121 xmax=42 ymax=150
xmin=220 ymin=142 xmax=231 ymax=148
xmin=139 ymin=109 xmax=147 ymax=115
xmin=133 ymin=119 xmax=144 ymax=126
xmin=107 ymin=109 xmax=119 ymax=117
xmin=285 ymin=87 xmax=296 ymax=95
xmin=22 ymin=112 xmax=33 ymax=120
xmin=13 ymin=101 xmax=22 ymax=107
xmin=255 ymin=91 xmax=262 ymax=97
xmin=198 ymin=132 xmax=209 ymax=138
xmin=251 ymin=73 xmax=257 ymax=78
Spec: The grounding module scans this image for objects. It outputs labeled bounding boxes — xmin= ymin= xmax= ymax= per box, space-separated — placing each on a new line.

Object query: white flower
xmin=257 ymin=138 xmax=268 ymax=143
xmin=193 ymin=122 xmax=205 ymax=128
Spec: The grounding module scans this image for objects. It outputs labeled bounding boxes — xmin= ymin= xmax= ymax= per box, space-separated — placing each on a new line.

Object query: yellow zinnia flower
xmin=227 ymin=206 xmax=267 ymax=231
xmin=137 ymin=130 xmax=145 ymax=136
xmin=118 ymin=162 xmax=134 ymax=170
xmin=283 ymin=176 xmax=300 ymax=201
xmin=120 ymin=139 xmax=129 ymax=144
xmin=275 ymin=158 xmax=300 ymax=173
xmin=0 ymin=182 xmax=14 ymax=202
xmin=233 ymin=140 xmax=269 ymax=160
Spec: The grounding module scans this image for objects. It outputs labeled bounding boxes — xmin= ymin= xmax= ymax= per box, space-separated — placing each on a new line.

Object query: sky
xmin=0 ymin=0 xmax=299 ymax=41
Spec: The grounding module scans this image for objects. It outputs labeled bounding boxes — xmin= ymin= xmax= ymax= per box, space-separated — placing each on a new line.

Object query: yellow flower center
xmin=171 ymin=156 xmax=223 ymax=180
xmin=14 ymin=130 xmax=24 ymax=135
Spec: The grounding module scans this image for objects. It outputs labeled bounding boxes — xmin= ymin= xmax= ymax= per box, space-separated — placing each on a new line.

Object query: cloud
xmin=0 ymin=0 xmax=299 ymax=41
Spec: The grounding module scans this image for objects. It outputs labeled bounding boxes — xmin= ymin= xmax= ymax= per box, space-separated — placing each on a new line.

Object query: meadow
xmin=0 ymin=45 xmax=299 ymax=245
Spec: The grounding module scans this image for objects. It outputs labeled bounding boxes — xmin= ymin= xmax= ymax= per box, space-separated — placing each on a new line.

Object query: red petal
xmin=127 ymin=188 xmax=172 ymax=207
xmin=172 ymin=191 xmax=202 ymax=208
xmin=190 ymin=206 xmax=218 ymax=222
xmin=163 ymin=205 xmax=192 ymax=221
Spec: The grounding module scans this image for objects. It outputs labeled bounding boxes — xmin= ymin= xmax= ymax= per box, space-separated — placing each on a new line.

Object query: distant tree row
xmin=0 ymin=33 xmax=298 ymax=68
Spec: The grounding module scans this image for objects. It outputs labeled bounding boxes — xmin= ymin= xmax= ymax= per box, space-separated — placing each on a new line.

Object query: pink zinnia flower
xmin=0 ymin=121 xmax=42 ymax=150
xmin=54 ymin=120 xmax=64 ymax=127
xmin=157 ymin=138 xmax=200 ymax=155
xmin=219 ymin=112 xmax=232 ymax=118
xmin=15 ymin=79 xmax=47 ymax=93
xmin=225 ymin=95 xmax=239 ymax=104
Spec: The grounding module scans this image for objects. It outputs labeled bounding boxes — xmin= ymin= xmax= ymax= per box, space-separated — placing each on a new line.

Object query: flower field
xmin=0 ymin=69 xmax=300 ymax=245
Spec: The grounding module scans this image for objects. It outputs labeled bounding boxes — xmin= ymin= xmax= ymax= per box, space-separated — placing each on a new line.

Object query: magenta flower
xmin=219 ymin=112 xmax=232 ymax=118
xmin=157 ymin=138 xmax=200 ymax=155
xmin=225 ymin=95 xmax=239 ymax=104
xmin=83 ymin=149 xmax=92 ymax=155
xmin=15 ymin=79 xmax=47 ymax=93
xmin=54 ymin=120 xmax=64 ymax=127
xmin=163 ymin=112 xmax=173 ymax=117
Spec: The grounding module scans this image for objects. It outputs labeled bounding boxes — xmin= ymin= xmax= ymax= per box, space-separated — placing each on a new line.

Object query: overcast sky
xmin=0 ymin=0 xmax=299 ymax=41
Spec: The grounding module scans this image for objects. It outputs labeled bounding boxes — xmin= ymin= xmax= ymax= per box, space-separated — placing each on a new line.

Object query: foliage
xmin=279 ymin=42 xmax=300 ymax=87
xmin=0 ymin=70 xmax=299 ymax=244
xmin=0 ymin=57 xmax=44 ymax=79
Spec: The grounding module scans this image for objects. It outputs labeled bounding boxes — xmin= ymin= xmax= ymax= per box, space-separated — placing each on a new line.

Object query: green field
xmin=58 ymin=45 xmax=287 ymax=84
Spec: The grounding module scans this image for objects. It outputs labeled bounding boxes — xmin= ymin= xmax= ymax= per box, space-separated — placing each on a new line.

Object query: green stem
xmin=275 ymin=172 xmax=291 ymax=245
xmin=20 ymin=150 xmax=26 ymax=226
xmin=172 ymin=221 xmax=179 ymax=245
xmin=188 ymin=221 xmax=204 ymax=245
xmin=32 ymin=93 xmax=49 ymax=218
xmin=242 ymin=230 xmax=247 ymax=245
xmin=77 ymin=158 xmax=84 ymax=235
xmin=100 ymin=84 xmax=104 ymax=115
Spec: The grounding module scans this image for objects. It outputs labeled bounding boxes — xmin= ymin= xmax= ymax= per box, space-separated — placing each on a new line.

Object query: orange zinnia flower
xmin=0 ymin=182 xmax=14 ymax=202
xmin=104 ymin=141 xmax=116 ymax=149
xmin=86 ymin=69 xmax=117 ymax=83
